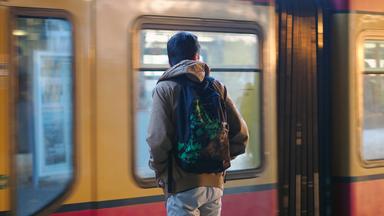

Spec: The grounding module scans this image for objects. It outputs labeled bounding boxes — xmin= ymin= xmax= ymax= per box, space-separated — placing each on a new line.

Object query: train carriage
xmin=330 ymin=0 xmax=384 ymax=215
xmin=0 ymin=0 xmax=278 ymax=215
xmin=0 ymin=0 xmax=383 ymax=215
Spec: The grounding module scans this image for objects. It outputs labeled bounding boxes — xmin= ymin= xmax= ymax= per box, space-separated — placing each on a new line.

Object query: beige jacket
xmin=147 ymin=60 xmax=249 ymax=196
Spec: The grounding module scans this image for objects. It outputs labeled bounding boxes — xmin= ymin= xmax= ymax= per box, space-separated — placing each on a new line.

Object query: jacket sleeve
xmin=226 ymin=91 xmax=249 ymax=158
xmin=146 ymin=82 xmax=174 ymax=187
xmin=214 ymin=81 xmax=249 ymax=158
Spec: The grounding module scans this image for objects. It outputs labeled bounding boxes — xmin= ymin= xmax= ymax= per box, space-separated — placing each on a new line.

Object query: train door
xmin=2 ymin=6 xmax=76 ymax=216
xmin=0 ymin=5 xmax=11 ymax=216
xmin=331 ymin=1 xmax=384 ymax=215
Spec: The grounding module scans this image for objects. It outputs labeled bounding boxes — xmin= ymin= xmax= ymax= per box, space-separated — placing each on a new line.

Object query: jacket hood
xmin=157 ymin=60 xmax=210 ymax=83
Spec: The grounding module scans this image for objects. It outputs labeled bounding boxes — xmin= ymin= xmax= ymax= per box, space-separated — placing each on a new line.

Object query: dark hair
xmin=167 ymin=32 xmax=200 ymax=66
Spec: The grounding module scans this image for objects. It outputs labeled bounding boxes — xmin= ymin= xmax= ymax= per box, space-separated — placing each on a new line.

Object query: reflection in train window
xmin=14 ymin=17 xmax=73 ymax=215
xmin=362 ymin=40 xmax=384 ymax=161
xmin=135 ymin=29 xmax=261 ymax=180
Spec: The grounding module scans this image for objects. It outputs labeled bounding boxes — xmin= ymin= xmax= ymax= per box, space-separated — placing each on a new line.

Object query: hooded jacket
xmin=147 ymin=60 xmax=249 ymax=196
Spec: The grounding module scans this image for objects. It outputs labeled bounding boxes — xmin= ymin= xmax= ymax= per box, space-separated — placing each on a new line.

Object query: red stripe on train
xmin=52 ymin=189 xmax=277 ymax=216
xmin=222 ymin=190 xmax=277 ymax=216
xmin=334 ymin=179 xmax=384 ymax=216
xmin=331 ymin=0 xmax=384 ymax=12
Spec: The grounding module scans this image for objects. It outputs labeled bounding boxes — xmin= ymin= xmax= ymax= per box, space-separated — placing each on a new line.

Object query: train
xmin=0 ymin=0 xmax=383 ymax=215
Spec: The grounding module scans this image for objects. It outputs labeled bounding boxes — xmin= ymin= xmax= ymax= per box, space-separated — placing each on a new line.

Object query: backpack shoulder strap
xmin=210 ymin=78 xmax=227 ymax=101
xmin=209 ymin=78 xmax=228 ymax=121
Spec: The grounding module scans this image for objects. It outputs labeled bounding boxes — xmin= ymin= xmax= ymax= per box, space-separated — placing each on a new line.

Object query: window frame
xmin=131 ymin=15 xmax=265 ymax=188
xmin=357 ymin=30 xmax=384 ymax=168
xmin=9 ymin=7 xmax=77 ymax=215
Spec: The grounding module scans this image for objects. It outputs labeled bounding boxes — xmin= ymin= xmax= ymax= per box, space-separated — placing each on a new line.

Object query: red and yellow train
xmin=0 ymin=0 xmax=383 ymax=215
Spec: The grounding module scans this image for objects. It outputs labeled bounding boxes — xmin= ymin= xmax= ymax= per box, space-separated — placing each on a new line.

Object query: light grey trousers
xmin=166 ymin=187 xmax=223 ymax=216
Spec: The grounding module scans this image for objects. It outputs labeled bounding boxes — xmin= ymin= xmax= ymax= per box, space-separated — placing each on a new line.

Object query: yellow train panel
xmin=95 ymin=0 xmax=277 ymax=202
xmin=0 ymin=5 xmax=10 ymax=213
xmin=332 ymin=12 xmax=384 ymax=177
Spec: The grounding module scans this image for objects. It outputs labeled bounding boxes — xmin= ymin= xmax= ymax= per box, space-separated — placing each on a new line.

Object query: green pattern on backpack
xmin=177 ymin=99 xmax=221 ymax=164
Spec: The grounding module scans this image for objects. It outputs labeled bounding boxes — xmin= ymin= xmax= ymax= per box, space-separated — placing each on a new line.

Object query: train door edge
xmin=0 ymin=5 xmax=77 ymax=215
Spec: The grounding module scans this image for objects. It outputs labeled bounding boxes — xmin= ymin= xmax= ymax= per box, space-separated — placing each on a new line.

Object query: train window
xmin=362 ymin=40 xmax=384 ymax=161
xmin=13 ymin=15 xmax=74 ymax=215
xmin=134 ymin=27 xmax=262 ymax=182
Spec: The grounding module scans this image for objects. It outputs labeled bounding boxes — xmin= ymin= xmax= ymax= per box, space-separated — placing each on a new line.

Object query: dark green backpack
xmin=171 ymin=75 xmax=230 ymax=173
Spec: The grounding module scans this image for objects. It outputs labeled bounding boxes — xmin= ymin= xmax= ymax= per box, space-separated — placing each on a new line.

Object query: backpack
xmin=171 ymin=75 xmax=231 ymax=173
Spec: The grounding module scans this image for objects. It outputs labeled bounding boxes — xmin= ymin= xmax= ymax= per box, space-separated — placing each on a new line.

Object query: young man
xmin=147 ymin=32 xmax=248 ymax=216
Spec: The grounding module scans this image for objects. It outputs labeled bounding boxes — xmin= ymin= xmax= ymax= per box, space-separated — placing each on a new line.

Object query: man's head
xmin=167 ymin=32 xmax=200 ymax=66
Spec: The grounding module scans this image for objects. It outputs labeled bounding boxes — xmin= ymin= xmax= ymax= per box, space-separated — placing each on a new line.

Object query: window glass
xmin=140 ymin=30 xmax=259 ymax=68
xmin=135 ymin=29 xmax=261 ymax=179
xmin=14 ymin=17 xmax=73 ymax=215
xmin=362 ymin=40 xmax=384 ymax=161
xmin=364 ymin=41 xmax=384 ymax=71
